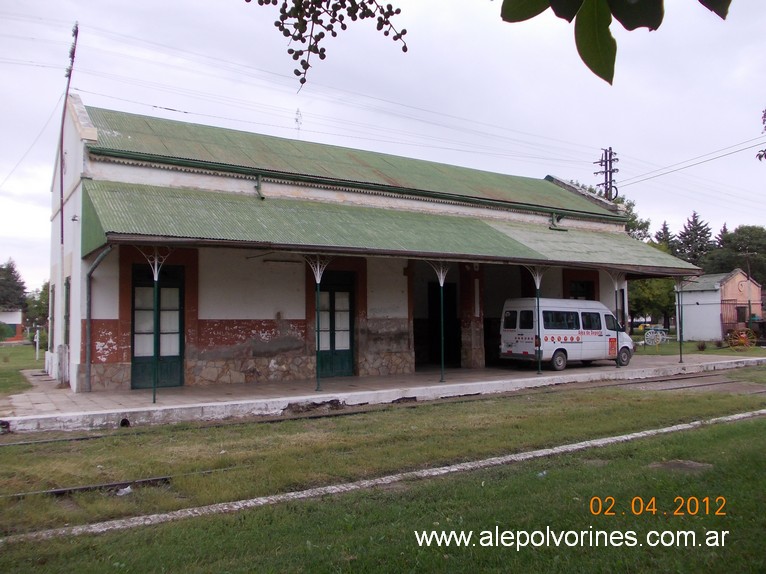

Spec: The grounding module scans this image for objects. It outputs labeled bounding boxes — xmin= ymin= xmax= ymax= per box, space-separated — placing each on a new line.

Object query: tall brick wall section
xmin=459 ymin=263 xmax=485 ymax=369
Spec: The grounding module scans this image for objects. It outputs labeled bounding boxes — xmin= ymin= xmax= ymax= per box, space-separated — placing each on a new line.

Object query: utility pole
xmin=594 ymin=147 xmax=619 ymax=201
xmin=55 ymin=22 xmax=78 ymax=387
xmin=740 ymin=249 xmax=757 ymax=330
xmin=58 ymin=22 xmax=79 ymax=246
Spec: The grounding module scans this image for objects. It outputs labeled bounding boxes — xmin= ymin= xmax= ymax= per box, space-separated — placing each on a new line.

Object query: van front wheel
xmin=617 ymin=347 xmax=632 ymax=367
xmin=550 ymin=350 xmax=567 ymax=371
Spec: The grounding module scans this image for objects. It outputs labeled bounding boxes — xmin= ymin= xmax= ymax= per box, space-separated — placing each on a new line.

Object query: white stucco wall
xmin=48 ymin=97 xmax=98 ymax=390
xmin=85 ymin=161 xmax=260 ymax=197
xmin=198 ymin=249 xmax=305 ymax=320
xmin=679 ymin=290 xmax=722 ymax=341
xmin=597 ymin=273 xmax=629 ymax=318
xmin=0 ymin=310 xmax=23 ymax=325
xmin=87 ymin=248 xmax=121 ymax=320
xmin=367 ymin=258 xmax=408 ymax=319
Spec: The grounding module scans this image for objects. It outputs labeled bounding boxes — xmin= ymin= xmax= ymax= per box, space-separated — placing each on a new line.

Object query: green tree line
xmin=629 ymin=215 xmax=765 ymax=329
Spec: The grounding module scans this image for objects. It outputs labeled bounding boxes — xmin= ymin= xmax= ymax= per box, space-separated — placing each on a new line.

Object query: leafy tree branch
xmin=245 ymin=0 xmax=407 ymax=85
xmin=501 ymin=0 xmax=731 ymax=83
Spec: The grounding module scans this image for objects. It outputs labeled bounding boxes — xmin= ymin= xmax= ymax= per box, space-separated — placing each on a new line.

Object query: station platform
xmin=1 ymin=352 xmax=764 ymax=433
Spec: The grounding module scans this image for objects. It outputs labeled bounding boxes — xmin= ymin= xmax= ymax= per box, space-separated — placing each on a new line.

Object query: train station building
xmin=47 ymin=95 xmax=697 ymax=392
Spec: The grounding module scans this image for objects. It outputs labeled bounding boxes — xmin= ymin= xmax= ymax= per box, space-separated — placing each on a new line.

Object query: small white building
xmin=677 ymin=269 xmax=763 ymax=341
xmin=0 ymin=309 xmax=25 ymax=342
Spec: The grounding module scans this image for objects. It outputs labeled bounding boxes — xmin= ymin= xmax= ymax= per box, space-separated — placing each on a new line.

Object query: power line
xmin=0 ymin=92 xmax=64 ymax=191
xmin=620 ymin=136 xmax=766 ymax=185
xmin=621 ymin=142 xmax=766 ymax=187
xmin=4 ymin=12 xmax=763 ymax=215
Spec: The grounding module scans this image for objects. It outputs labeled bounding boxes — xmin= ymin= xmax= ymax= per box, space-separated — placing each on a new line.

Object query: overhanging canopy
xmin=81 ymin=180 xmax=699 ymax=278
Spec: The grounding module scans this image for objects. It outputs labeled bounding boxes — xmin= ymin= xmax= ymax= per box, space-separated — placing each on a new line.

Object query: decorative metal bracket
xmin=549 ymin=213 xmax=567 ymax=231
xmin=523 ymin=265 xmax=550 ymax=290
xmin=136 ymin=246 xmax=173 ymax=281
xmin=426 ymin=260 xmax=450 ymax=287
xmin=304 ymin=255 xmax=333 ymax=284
xmin=606 ymin=270 xmax=626 ymax=289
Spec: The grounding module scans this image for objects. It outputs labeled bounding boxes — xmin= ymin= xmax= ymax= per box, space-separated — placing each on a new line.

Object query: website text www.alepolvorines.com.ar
xmin=414 ymin=525 xmax=729 ymax=550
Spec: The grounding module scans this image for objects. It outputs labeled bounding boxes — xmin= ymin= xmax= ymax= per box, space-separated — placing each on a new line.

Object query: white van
xmin=499 ymin=298 xmax=633 ymax=371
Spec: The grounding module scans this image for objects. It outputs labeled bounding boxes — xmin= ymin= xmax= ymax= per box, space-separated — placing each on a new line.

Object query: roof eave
xmin=100 ymin=233 xmax=552 ymax=265
xmin=100 ymin=233 xmax=694 ymax=278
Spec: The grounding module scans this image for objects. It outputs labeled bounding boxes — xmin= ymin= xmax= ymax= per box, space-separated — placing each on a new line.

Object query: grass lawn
xmin=0 ymin=367 xmax=764 ymax=536
xmin=1 ymin=417 xmax=763 ymax=573
xmin=632 ymin=338 xmax=766 ymax=357
xmin=0 ymin=344 xmax=764 ymax=571
xmin=0 ymin=344 xmax=38 ymax=395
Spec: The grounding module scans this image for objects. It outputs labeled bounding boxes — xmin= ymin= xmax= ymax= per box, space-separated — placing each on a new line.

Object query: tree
xmin=245 ymin=0 xmax=407 ymax=85
xmin=501 ymin=0 xmax=731 ymax=83
xmin=629 ymin=276 xmax=675 ymax=329
xmin=25 ymin=281 xmax=49 ymax=329
xmin=701 ymin=225 xmax=766 ymax=286
xmin=568 ymin=180 xmax=650 ymax=240
xmin=246 ymin=0 xmax=731 ymax=85
xmin=653 ymin=221 xmax=677 ymax=254
xmin=714 ymin=222 xmax=729 ymax=247
xmin=0 ymin=322 xmax=14 ymax=342
xmin=0 ymin=258 xmax=26 ymax=311
xmin=615 ymin=195 xmax=650 ymax=241
xmin=675 ymin=211 xmax=713 ymax=266
xmin=628 ymin=242 xmax=676 ymax=329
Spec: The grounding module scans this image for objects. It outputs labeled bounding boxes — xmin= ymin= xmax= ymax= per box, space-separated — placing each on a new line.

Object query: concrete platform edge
xmin=4 ymin=357 xmax=765 ymax=433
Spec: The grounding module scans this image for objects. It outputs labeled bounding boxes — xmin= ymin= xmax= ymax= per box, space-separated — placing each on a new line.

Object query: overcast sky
xmin=1 ymin=0 xmax=764 ymax=291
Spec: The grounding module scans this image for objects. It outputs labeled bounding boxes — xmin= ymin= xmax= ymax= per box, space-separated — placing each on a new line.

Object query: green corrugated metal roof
xmin=84 ymin=106 xmax=620 ymax=220
xmin=487 ymin=221 xmax=698 ymax=271
xmin=82 ymin=180 xmax=541 ymax=261
xmin=681 ymin=271 xmax=731 ymax=291
xmin=81 ymin=180 xmax=697 ymax=276
xmin=680 ymin=270 xmax=761 ymax=291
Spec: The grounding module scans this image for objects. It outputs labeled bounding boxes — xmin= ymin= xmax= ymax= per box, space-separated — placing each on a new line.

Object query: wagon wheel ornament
xmin=727 ymin=328 xmax=756 ymax=351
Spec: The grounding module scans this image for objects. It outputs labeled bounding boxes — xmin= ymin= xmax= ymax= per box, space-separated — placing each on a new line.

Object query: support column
xmin=675 ymin=277 xmax=687 ymax=364
xmin=607 ymin=270 xmax=626 ymax=368
xmin=305 ymin=255 xmax=332 ymax=391
xmin=426 ymin=260 xmax=450 ymax=383
xmin=524 ymin=266 xmax=549 ymax=375
xmin=136 ymin=246 xmax=173 ymax=403
xmin=459 ymin=263 xmax=484 ymax=369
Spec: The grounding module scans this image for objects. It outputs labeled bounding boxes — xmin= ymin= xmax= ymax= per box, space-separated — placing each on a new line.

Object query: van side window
xmin=519 ymin=310 xmax=534 ymax=330
xmin=543 ymin=311 xmax=580 ymax=330
xmin=605 ymin=314 xmax=619 ymax=331
xmin=581 ymin=312 xmax=602 ymax=330
xmin=503 ymin=310 xmax=517 ymax=330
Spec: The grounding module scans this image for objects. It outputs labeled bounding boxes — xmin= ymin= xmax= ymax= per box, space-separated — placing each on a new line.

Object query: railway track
xmin=1 ymin=370 xmax=763 ymax=503
xmin=0 ymin=370 xmax=761 ymax=451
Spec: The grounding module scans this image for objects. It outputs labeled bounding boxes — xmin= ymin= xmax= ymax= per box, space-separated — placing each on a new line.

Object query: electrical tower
xmin=594 ymin=147 xmax=619 ymax=201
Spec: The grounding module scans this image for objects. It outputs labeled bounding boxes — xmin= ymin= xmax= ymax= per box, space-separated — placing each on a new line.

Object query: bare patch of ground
xmin=648 ymin=459 xmax=713 ymax=473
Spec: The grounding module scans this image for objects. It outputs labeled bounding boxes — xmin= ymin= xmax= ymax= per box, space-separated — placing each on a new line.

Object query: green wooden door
xmin=318 ymin=273 xmax=354 ymax=378
xmin=131 ymin=265 xmax=184 ymax=389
